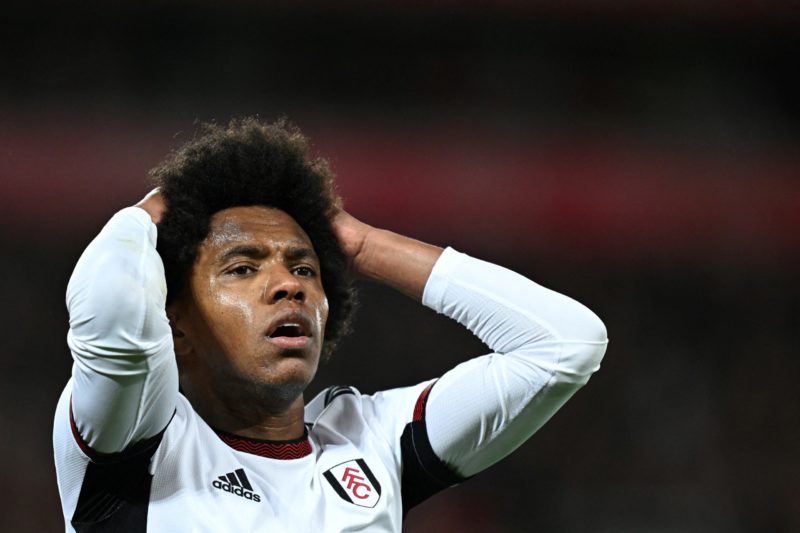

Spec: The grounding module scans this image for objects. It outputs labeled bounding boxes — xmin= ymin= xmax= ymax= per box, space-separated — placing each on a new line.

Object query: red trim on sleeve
xmin=69 ymin=399 xmax=97 ymax=459
xmin=413 ymin=382 xmax=435 ymax=422
xmin=68 ymin=396 xmax=172 ymax=464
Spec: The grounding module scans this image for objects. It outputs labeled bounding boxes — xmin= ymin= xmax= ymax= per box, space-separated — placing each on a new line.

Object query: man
xmin=53 ymin=118 xmax=608 ymax=531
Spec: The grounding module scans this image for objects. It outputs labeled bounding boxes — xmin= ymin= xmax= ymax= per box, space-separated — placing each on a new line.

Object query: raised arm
xmin=420 ymin=248 xmax=607 ymax=476
xmin=66 ymin=192 xmax=177 ymax=454
xmin=332 ymin=210 xmax=607 ymax=477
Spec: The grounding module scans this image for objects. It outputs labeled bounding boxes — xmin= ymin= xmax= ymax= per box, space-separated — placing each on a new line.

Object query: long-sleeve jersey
xmin=53 ymin=206 xmax=608 ymax=532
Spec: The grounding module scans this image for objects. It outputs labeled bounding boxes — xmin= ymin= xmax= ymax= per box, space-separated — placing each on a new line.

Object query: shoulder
xmin=305 ymin=385 xmax=360 ymax=423
xmin=306 ymin=380 xmax=437 ymax=453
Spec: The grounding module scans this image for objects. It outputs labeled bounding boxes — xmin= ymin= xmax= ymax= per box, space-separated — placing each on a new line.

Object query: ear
xmin=167 ymin=304 xmax=192 ymax=358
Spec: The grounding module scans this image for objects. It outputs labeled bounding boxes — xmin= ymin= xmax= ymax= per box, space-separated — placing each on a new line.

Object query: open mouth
xmin=266 ymin=320 xmax=312 ymax=350
xmin=265 ymin=312 xmax=313 ymax=349
xmin=269 ymin=323 xmax=307 ymax=338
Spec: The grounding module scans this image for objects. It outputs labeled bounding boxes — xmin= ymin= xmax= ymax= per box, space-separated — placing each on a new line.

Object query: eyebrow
xmin=216 ymin=245 xmax=267 ymax=265
xmin=215 ymin=244 xmax=318 ymax=265
xmin=284 ymin=246 xmax=319 ymax=262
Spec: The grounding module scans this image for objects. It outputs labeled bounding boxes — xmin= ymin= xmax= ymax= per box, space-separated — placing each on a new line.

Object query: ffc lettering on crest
xmin=323 ymin=458 xmax=382 ymax=508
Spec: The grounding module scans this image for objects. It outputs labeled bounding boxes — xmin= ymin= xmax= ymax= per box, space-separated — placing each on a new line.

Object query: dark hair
xmin=151 ymin=117 xmax=356 ymax=358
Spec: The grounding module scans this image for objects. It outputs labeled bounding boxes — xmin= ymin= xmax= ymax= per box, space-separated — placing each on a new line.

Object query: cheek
xmin=315 ymin=297 xmax=330 ymax=334
xmin=215 ymin=292 xmax=255 ymax=325
xmin=202 ymin=281 xmax=256 ymax=334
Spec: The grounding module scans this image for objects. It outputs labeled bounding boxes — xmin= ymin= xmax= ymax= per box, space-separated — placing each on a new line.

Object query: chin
xmin=247 ymin=362 xmax=316 ymax=401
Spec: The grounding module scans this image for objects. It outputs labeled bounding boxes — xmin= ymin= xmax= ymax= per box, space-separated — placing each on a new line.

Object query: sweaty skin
xmin=168 ymin=206 xmax=329 ymax=441
xmin=136 ymin=192 xmax=445 ymax=442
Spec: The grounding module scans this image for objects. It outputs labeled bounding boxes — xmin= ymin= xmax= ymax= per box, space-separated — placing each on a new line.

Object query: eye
xmin=292 ymin=266 xmax=316 ymax=277
xmin=227 ymin=264 xmax=257 ymax=276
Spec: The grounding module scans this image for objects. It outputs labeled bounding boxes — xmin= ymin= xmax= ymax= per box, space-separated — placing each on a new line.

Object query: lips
xmin=265 ymin=310 xmax=313 ymax=349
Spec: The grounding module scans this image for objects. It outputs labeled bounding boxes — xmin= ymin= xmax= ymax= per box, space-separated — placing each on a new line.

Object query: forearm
xmin=68 ymin=207 xmax=168 ymax=356
xmin=354 ymin=225 xmax=443 ymax=301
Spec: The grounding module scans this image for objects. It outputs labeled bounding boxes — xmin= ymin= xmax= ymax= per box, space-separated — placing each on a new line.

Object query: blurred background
xmin=2 ymin=1 xmax=798 ymax=531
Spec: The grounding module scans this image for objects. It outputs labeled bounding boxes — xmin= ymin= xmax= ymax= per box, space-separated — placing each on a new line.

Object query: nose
xmin=265 ymin=266 xmax=305 ymax=304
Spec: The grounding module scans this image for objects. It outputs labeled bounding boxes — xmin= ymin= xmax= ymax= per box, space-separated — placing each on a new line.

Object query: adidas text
xmin=212 ymin=479 xmax=262 ymax=502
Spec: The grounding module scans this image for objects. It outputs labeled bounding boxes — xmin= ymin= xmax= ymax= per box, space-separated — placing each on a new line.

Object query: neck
xmin=183 ymin=379 xmax=308 ymax=441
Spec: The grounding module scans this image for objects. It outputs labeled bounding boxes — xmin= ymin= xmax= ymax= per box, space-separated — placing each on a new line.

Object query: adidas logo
xmin=212 ymin=468 xmax=261 ymax=503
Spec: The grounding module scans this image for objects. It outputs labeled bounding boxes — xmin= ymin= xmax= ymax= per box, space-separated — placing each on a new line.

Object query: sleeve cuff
xmin=109 ymin=206 xmax=158 ymax=245
xmin=421 ymin=247 xmax=467 ymax=313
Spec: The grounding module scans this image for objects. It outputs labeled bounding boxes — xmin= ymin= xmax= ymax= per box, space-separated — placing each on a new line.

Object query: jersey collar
xmin=215 ymin=427 xmax=313 ymax=460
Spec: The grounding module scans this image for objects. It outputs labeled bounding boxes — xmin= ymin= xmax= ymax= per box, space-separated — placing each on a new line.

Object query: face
xmin=171 ymin=206 xmax=329 ymax=409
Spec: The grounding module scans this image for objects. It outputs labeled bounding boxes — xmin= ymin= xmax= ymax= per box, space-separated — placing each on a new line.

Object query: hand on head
xmin=329 ymin=209 xmax=374 ymax=274
xmin=135 ymin=188 xmax=167 ymax=225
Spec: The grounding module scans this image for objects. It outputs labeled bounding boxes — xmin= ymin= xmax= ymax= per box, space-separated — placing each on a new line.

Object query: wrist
xmin=354 ymin=228 xmax=443 ymax=300
xmin=352 ymin=226 xmax=388 ymax=279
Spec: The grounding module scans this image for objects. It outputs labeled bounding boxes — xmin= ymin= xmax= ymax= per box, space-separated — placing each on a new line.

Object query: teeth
xmin=270 ymin=322 xmax=306 ymax=338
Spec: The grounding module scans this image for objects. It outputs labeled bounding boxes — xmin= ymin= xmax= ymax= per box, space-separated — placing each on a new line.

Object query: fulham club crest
xmin=323 ymin=459 xmax=382 ymax=508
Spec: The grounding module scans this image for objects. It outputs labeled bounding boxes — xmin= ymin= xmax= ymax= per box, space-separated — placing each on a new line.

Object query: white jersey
xmin=54 ymin=207 xmax=608 ymax=532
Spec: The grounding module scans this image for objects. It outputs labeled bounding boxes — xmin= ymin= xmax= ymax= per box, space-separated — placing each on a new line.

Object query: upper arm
xmin=424 ymin=340 xmax=605 ymax=478
xmin=66 ymin=207 xmax=178 ymax=454
xmin=361 ymin=381 xmax=465 ymax=514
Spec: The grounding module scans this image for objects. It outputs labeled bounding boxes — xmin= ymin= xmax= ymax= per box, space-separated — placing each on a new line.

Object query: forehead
xmin=203 ymin=205 xmax=313 ymax=251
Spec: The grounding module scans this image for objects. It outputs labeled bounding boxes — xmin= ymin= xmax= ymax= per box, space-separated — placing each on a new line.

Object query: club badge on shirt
xmin=323 ymin=458 xmax=382 ymax=508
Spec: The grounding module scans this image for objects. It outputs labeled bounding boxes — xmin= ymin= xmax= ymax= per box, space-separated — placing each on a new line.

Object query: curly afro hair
xmin=150 ymin=117 xmax=356 ymax=359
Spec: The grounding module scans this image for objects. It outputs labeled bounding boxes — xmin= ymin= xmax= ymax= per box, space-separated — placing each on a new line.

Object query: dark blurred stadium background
xmin=1 ymin=2 xmax=798 ymax=531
